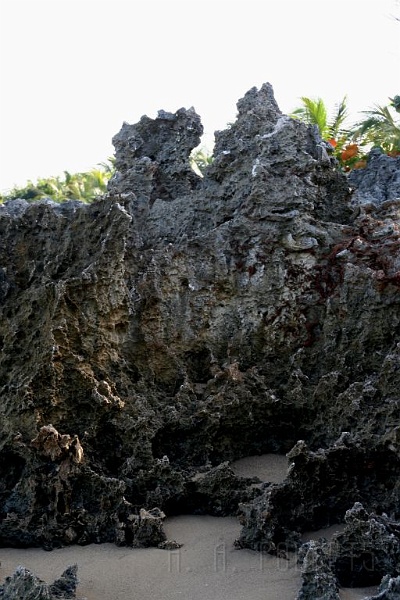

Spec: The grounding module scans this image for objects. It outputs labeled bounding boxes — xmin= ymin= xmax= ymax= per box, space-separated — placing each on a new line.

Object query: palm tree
xmin=291 ymin=96 xmax=349 ymax=142
xmin=290 ymin=96 xmax=365 ymax=169
xmin=351 ymin=97 xmax=400 ymax=156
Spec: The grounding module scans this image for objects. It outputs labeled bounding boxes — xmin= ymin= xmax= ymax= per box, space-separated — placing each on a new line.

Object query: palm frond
xmin=328 ymin=96 xmax=348 ymax=138
xmin=351 ymin=99 xmax=400 ymax=153
xmin=291 ymin=97 xmax=329 ymax=137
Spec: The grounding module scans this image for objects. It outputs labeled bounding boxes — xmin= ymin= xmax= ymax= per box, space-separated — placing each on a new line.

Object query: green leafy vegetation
xmin=0 ymin=160 xmax=114 ymax=204
xmin=190 ymin=147 xmax=214 ymax=176
xmin=351 ymin=96 xmax=400 ymax=157
xmin=291 ymin=95 xmax=349 ymax=142
xmin=291 ymin=95 xmax=400 ymax=171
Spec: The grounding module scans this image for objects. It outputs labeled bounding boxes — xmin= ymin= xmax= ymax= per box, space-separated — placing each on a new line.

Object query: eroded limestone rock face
xmin=0 ymin=83 xmax=399 ymax=594
xmin=295 ymin=503 xmax=400 ymax=599
xmin=109 ymin=106 xmax=203 ymax=201
xmin=348 ymin=148 xmax=400 ymax=206
xmin=0 ymin=564 xmax=81 ymax=599
xmin=367 ymin=576 xmax=400 ymax=600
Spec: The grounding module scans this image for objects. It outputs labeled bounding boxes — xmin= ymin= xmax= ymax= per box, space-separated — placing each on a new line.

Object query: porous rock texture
xmin=0 ymin=564 xmax=81 ymax=599
xmin=296 ymin=502 xmax=400 ymax=599
xmin=0 ymin=83 xmax=399 ymax=595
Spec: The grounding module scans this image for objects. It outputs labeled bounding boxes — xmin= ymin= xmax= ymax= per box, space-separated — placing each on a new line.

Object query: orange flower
xmin=341 ymin=144 xmax=359 ymax=161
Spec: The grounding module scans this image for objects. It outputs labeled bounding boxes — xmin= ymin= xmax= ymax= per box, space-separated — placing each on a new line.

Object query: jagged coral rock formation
xmin=296 ymin=540 xmax=340 ymax=600
xmin=367 ymin=575 xmax=400 ymax=600
xmin=295 ymin=503 xmax=400 ymax=599
xmin=348 ymin=148 xmax=400 ymax=206
xmin=0 ymin=564 xmax=81 ymax=599
xmin=0 ymin=81 xmax=399 ymax=598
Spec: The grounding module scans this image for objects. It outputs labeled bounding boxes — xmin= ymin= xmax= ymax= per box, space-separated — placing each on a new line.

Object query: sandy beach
xmin=0 ymin=455 xmax=378 ymax=599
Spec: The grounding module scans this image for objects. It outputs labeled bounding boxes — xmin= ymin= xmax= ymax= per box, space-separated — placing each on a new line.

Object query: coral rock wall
xmin=0 ymin=83 xmax=399 ymax=593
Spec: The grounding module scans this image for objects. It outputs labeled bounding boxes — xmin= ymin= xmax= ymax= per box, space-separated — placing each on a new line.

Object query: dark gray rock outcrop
xmin=295 ymin=503 xmax=400 ymax=599
xmin=296 ymin=540 xmax=340 ymax=600
xmin=333 ymin=503 xmax=400 ymax=587
xmin=0 ymin=564 xmax=81 ymax=599
xmin=367 ymin=575 xmax=400 ymax=600
xmin=348 ymin=148 xmax=400 ymax=205
xmin=109 ymin=106 xmax=203 ymax=201
xmin=0 ymin=82 xmax=399 ymax=596
xmin=236 ymin=434 xmax=400 ymax=553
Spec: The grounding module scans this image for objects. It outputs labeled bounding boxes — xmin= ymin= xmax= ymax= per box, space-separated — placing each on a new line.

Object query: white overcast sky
xmin=0 ymin=0 xmax=399 ymax=192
